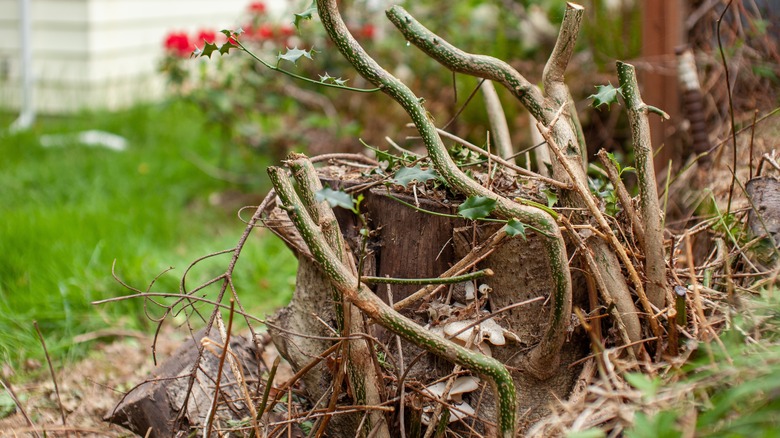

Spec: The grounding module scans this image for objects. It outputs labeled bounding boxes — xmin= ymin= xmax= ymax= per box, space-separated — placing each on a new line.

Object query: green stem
xmin=251 ymin=356 xmax=280 ymax=436
xmin=362 ymin=268 xmax=493 ymax=285
xmin=287 ymin=154 xmax=390 ymax=437
xmin=269 ymin=165 xmax=517 ymax=438
xmin=235 ymin=40 xmax=382 ymax=93
xmin=385 ymin=6 xmax=548 ymax=123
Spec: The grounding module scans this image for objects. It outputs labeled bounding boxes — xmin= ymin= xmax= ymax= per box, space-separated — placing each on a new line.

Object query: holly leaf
xmin=199 ymin=41 xmax=219 ymax=58
xmin=589 ymin=83 xmax=622 ymax=110
xmin=278 ymin=47 xmax=315 ymax=65
xmin=504 ymin=219 xmax=527 ymax=239
xmin=294 ymin=1 xmax=317 ymax=30
xmin=458 ymin=196 xmax=497 ymax=220
xmin=541 ymin=188 xmax=558 ymax=208
xmin=318 ymin=73 xmax=349 ymax=86
xmin=315 ymin=188 xmax=354 ymax=210
xmin=392 ymin=164 xmax=438 ymax=186
xmin=219 ymin=41 xmax=237 ymax=55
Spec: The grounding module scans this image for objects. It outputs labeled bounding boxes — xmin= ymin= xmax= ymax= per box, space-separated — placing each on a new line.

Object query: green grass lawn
xmin=0 ymin=101 xmax=297 ymax=369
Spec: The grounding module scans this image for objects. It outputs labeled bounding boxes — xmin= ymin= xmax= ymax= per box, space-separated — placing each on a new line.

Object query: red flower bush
xmin=360 ymin=24 xmax=376 ymax=39
xmin=248 ymin=1 xmax=266 ymax=15
xmin=279 ymin=24 xmax=295 ymax=38
xmin=257 ymin=24 xmax=274 ymax=39
xmin=164 ymin=32 xmax=193 ymax=57
xmin=195 ymin=30 xmax=217 ymax=45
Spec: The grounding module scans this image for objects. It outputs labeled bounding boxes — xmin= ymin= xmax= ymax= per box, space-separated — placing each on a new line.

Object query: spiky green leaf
xmin=220 ymin=28 xmax=243 ymax=38
xmin=219 ymin=42 xmax=237 ymax=55
xmin=541 ymin=188 xmax=559 ymax=208
xmin=458 ymin=196 xmax=496 ymax=220
xmin=504 ymin=219 xmax=527 ymax=239
xmin=294 ymin=1 xmax=317 ymax=30
xmin=589 ymin=83 xmax=622 ymax=110
xmin=199 ymin=42 xmax=218 ymax=58
xmin=392 ymin=164 xmax=438 ymax=186
xmin=278 ymin=47 xmax=315 ymax=65
xmin=315 ymin=188 xmax=354 ymax=210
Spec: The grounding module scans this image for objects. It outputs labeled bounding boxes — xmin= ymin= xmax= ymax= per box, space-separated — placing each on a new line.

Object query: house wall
xmin=0 ymin=0 xmax=247 ymax=113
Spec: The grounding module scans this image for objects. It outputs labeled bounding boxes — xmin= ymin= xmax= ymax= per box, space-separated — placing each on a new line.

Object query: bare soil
xmin=1 ymin=332 xmax=180 ymax=437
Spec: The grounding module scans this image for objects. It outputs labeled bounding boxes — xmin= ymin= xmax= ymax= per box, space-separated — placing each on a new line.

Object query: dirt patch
xmin=1 ymin=332 xmax=180 ymax=436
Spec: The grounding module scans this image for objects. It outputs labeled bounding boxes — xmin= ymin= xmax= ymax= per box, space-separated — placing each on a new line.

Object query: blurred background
xmin=1 ymin=0 xmax=778 ymax=375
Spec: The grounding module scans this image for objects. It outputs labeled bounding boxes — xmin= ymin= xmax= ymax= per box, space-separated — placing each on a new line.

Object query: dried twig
xmin=33 ymin=321 xmax=68 ymax=430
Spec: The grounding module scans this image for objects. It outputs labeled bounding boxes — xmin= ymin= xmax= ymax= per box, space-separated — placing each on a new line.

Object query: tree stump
xmin=267 ymin=167 xmax=589 ymax=435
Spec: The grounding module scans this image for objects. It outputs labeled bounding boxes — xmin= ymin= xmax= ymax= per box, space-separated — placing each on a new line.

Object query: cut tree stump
xmin=267 ymin=167 xmax=589 ymax=436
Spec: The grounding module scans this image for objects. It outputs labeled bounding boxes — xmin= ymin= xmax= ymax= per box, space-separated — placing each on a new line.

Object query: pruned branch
xmin=616 ymin=62 xmax=668 ymax=309
xmin=385 ymin=5 xmax=549 ymax=123
xmin=481 ymin=80 xmax=514 ymax=164
xmin=287 ymin=154 xmax=390 ymax=437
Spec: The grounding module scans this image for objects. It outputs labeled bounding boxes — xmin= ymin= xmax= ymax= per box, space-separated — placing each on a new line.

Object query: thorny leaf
xmin=589 ymin=83 xmax=623 ymax=110
xmin=542 ymin=188 xmax=559 ymax=208
xmin=319 ymin=72 xmax=349 ymax=86
xmin=193 ymin=39 xmax=236 ymax=59
xmin=504 ymin=219 xmax=527 ymax=239
xmin=315 ymin=188 xmax=354 ymax=211
xmin=278 ymin=47 xmax=315 ymax=65
xmin=392 ymin=164 xmax=438 ymax=186
xmin=220 ymin=28 xmax=244 ymax=38
xmin=294 ymin=1 xmax=317 ymax=30
xmin=219 ymin=41 xmax=237 ymax=55
xmin=458 ymin=196 xmax=496 ymax=220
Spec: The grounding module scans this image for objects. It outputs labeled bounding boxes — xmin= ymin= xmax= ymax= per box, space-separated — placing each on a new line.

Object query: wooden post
xmin=641 ymin=0 xmax=685 ymax=176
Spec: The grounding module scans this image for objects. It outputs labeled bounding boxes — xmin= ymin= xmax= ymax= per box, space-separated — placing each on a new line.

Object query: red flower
xmin=360 ymin=24 xmax=376 ymax=39
xmin=248 ymin=1 xmax=266 ymax=14
xmin=196 ymin=30 xmax=217 ymax=45
xmin=279 ymin=24 xmax=295 ymax=38
xmin=164 ymin=31 xmax=192 ymax=57
xmin=257 ymin=24 xmax=274 ymax=39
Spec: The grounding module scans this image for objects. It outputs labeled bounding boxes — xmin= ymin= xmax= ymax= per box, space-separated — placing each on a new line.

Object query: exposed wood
xmin=107 ymin=328 xmax=264 ymax=437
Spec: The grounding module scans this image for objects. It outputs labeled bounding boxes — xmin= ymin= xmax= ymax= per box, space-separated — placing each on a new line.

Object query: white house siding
xmin=0 ymin=0 xmax=247 ymax=113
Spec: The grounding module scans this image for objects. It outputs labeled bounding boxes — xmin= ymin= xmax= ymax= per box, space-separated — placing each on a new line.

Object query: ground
xmin=1 ymin=332 xmax=180 ymax=436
